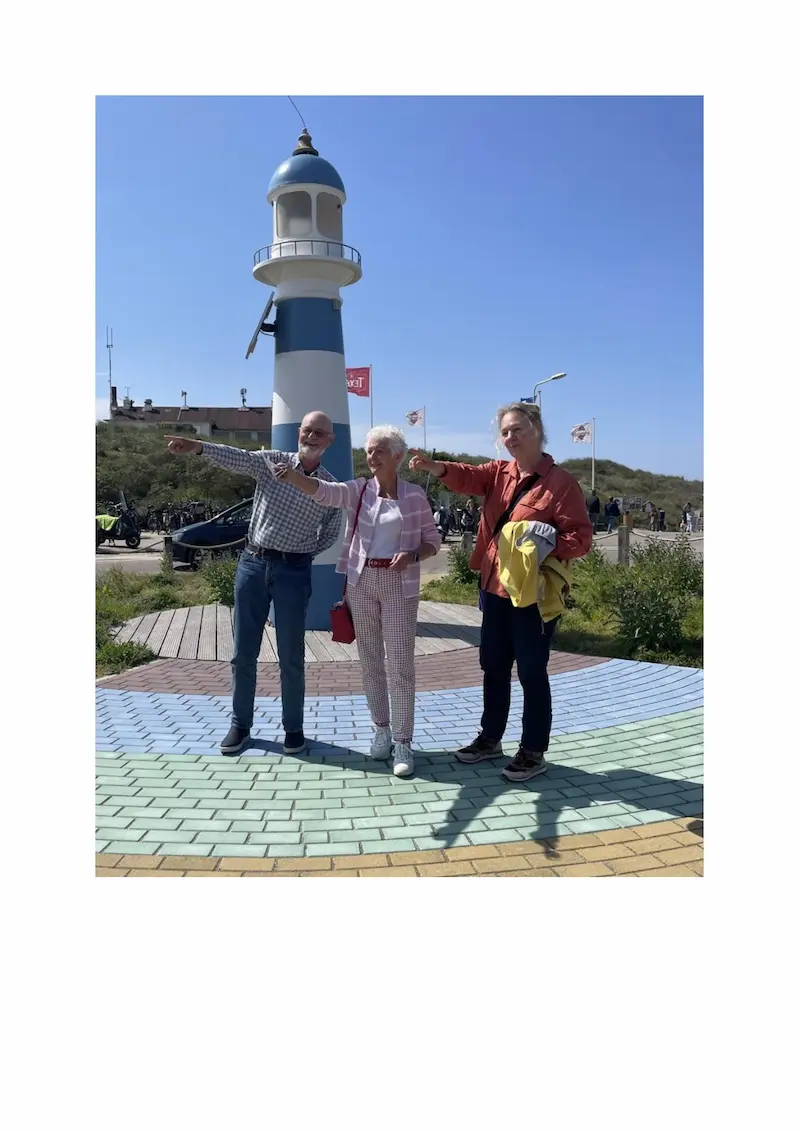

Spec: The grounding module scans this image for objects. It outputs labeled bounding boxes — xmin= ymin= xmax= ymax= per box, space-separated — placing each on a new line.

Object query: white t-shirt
xmin=368 ymin=499 xmax=403 ymax=558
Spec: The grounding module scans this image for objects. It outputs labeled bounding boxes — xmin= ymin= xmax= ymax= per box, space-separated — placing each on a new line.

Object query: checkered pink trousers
xmin=347 ymin=567 xmax=419 ymax=744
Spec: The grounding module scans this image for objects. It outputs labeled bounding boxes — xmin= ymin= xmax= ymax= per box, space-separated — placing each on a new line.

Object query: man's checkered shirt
xmin=201 ymin=444 xmax=343 ymax=555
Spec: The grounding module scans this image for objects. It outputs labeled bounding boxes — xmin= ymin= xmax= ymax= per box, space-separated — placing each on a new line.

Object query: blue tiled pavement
xmin=96 ymin=659 xmax=703 ymax=756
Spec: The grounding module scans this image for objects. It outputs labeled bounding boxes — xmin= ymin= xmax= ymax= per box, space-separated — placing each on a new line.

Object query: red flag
xmin=346 ymin=367 xmax=371 ymax=397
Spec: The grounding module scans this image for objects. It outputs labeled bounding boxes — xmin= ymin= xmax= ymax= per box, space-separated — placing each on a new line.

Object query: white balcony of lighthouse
xmin=253 ymin=189 xmax=362 ymax=289
xmin=253 ymin=130 xmax=362 ymax=292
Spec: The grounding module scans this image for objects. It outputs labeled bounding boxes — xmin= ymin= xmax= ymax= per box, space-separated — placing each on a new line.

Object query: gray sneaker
xmin=368 ymin=726 xmax=393 ymax=760
xmin=502 ymin=749 xmax=548 ymax=782
xmin=455 ymin=735 xmax=503 ymax=764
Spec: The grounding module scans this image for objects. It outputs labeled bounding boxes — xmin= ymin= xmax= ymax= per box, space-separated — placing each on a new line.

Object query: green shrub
xmin=682 ymin=597 xmax=704 ymax=642
xmin=152 ymin=562 xmax=177 ymax=587
xmin=594 ymin=535 xmax=703 ymax=657
xmin=96 ymin=639 xmax=156 ymax=675
xmin=610 ymin=571 xmax=692 ymax=656
xmin=95 ymin=576 xmax=153 ymax=674
xmin=96 ymin=585 xmax=136 ymax=635
xmin=201 ymin=558 xmax=238 ymax=607
xmin=97 ymin=565 xmax=134 ymax=600
xmin=139 ymin=585 xmax=179 ymax=611
xmin=561 ymin=538 xmax=704 ymax=663
xmin=447 ymin=544 xmax=480 ymax=586
xmin=630 ymin=534 xmax=703 ymax=598
xmin=571 ymin=547 xmax=622 ymax=619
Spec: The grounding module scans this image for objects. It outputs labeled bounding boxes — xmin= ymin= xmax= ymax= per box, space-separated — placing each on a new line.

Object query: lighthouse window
xmin=276 ymin=191 xmax=312 ymax=238
xmin=316 ymin=192 xmax=343 ymax=242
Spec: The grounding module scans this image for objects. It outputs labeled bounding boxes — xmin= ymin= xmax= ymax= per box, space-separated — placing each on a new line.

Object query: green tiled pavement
xmin=95 ymin=710 xmax=702 ymax=858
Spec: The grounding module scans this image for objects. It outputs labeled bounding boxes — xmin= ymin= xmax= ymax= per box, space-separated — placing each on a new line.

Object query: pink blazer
xmin=314 ymin=476 xmax=442 ymax=598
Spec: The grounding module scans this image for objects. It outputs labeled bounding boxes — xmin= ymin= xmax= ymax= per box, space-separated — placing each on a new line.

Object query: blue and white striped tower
xmin=253 ymin=129 xmax=362 ymax=629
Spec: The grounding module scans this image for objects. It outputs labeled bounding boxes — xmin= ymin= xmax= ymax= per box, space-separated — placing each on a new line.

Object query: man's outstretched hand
xmin=165 ymin=435 xmax=203 ymax=455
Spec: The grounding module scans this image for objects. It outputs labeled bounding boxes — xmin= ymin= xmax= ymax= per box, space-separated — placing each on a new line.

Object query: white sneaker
xmin=368 ymin=726 xmax=393 ymax=760
xmin=392 ymin=743 xmax=415 ymax=778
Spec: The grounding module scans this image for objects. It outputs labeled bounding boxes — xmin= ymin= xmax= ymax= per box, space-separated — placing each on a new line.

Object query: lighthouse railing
xmin=253 ymin=240 xmax=361 ymax=267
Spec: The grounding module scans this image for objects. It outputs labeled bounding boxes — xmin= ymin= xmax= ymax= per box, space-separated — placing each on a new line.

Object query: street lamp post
xmin=532 ymin=372 xmax=567 ymax=411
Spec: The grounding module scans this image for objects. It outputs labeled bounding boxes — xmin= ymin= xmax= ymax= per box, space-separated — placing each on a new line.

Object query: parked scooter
xmin=96 ymin=491 xmax=141 ymax=549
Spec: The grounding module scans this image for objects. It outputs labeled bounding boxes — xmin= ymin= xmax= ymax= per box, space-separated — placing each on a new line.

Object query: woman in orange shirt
xmin=410 ymin=402 xmax=592 ymax=781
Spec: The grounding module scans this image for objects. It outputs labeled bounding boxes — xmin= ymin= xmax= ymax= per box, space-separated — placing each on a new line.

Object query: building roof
xmin=110 ymin=405 xmax=272 ymax=432
xmin=268 ymin=152 xmax=346 ymax=198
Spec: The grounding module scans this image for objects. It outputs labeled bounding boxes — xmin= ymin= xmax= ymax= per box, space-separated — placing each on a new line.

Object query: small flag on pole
xmin=571 ymin=422 xmax=593 ymax=444
xmin=346 ymin=367 xmax=371 ymax=397
xmin=520 ymin=397 xmax=534 ymax=403
xmin=406 ymin=409 xmax=424 ymax=426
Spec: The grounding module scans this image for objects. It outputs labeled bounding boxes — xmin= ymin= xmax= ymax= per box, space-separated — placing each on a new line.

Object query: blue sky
xmin=96 ymin=96 xmax=703 ymax=479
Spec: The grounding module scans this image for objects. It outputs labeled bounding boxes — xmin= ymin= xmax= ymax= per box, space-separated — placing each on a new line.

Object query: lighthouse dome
xmin=268 ymin=130 xmax=345 ymax=198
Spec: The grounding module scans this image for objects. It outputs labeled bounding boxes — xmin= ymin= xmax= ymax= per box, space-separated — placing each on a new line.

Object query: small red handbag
xmin=330 ymin=483 xmax=368 ymax=643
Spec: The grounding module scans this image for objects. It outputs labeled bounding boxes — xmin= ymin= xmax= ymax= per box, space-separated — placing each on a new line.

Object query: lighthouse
xmin=252 ymin=129 xmax=362 ymax=628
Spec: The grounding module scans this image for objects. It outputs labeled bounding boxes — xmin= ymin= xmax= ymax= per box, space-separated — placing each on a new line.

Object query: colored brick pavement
xmin=97 ymin=647 xmax=607 ymax=695
xmin=96 ymin=632 xmax=703 ymax=870
xmin=96 ymin=817 xmax=703 ymax=876
xmin=95 ymin=710 xmax=703 ymax=857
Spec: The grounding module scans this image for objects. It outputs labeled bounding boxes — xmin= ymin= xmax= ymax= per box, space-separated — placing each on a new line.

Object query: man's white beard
xmin=298 ymin=442 xmax=317 ymax=460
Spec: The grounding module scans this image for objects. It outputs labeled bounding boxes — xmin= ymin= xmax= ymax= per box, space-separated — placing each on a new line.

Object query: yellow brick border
xmin=96 ymin=817 xmax=703 ymax=877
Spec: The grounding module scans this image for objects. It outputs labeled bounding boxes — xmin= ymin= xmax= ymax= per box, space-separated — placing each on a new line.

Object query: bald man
xmin=166 ymin=412 xmax=343 ymax=756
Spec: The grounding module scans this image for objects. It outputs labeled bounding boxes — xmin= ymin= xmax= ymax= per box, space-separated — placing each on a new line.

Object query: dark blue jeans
xmin=231 ymin=549 xmax=312 ymax=733
xmin=479 ymin=590 xmax=559 ymax=753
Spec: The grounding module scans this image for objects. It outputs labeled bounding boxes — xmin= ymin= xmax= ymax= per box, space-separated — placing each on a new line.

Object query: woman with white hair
xmin=275 ymin=425 xmax=441 ymax=777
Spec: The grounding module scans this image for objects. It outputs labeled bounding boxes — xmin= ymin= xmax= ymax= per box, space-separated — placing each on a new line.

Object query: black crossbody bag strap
xmin=491 ymin=474 xmax=541 ymax=540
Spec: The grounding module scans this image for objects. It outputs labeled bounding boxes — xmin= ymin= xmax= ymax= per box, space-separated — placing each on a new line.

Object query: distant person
xmin=587 ymin=492 xmax=601 ymax=529
xmin=684 ymin=503 xmax=695 ymax=534
xmin=604 ymin=496 xmax=621 ymax=533
xmin=649 ymin=504 xmax=659 ymax=532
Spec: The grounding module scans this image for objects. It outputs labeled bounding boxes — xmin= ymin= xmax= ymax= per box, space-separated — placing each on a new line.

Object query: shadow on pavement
xmin=244 ymin=741 xmax=703 ymax=861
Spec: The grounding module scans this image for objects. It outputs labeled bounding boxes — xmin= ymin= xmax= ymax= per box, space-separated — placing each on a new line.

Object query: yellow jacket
xmin=496 ymin=521 xmax=572 ymax=621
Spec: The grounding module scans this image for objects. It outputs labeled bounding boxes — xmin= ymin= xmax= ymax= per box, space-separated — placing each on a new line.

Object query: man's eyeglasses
xmin=301 ymin=428 xmax=331 ymax=439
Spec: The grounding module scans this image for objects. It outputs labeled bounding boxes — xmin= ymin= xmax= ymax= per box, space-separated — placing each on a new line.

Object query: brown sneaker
xmin=502 ymin=748 xmax=548 ymax=782
xmin=456 ymin=735 xmax=503 ymax=764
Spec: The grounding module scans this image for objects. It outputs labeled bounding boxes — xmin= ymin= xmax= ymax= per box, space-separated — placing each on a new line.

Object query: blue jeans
xmin=231 ymin=549 xmax=312 ymax=732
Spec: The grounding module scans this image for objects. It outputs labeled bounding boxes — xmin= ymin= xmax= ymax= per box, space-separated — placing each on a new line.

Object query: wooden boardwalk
xmin=114 ymin=601 xmax=483 ymax=664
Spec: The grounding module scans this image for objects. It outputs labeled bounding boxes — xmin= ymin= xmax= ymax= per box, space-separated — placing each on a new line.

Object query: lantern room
xmin=252 ymin=129 xmax=362 ymax=290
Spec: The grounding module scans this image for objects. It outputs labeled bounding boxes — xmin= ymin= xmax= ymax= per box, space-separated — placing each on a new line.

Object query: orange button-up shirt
xmin=440 ymin=453 xmax=593 ymax=597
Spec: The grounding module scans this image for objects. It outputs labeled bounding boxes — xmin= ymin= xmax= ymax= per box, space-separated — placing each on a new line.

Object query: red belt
xmin=366 ymin=558 xmax=392 ymax=568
